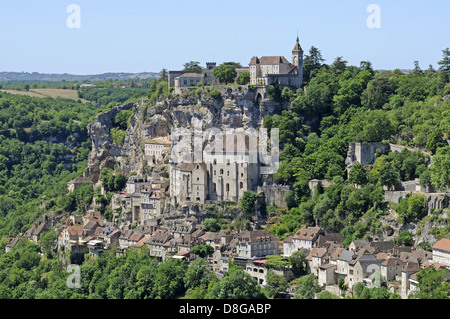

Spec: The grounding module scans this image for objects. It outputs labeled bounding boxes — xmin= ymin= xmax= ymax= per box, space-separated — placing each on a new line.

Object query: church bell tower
xmin=292 ymin=35 xmax=304 ymax=86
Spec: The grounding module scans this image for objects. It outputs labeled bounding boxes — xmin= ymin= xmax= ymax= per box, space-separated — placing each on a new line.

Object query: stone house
xmin=369 ymin=241 xmax=395 ymax=253
xmin=5 ymin=237 xmax=21 ymax=253
xmin=290 ymin=226 xmax=323 ymax=252
xmin=318 ymin=264 xmax=337 ymax=287
xmin=103 ymin=229 xmax=121 ymax=249
xmin=212 ymin=249 xmax=233 ymax=274
xmin=335 ymin=250 xmax=354 ymax=284
xmin=58 ymin=225 xmax=84 ymax=251
xmin=348 ymin=239 xmax=369 ymax=252
xmin=432 ymin=238 xmax=450 ymax=267
xmin=380 ymin=257 xmax=405 ymax=282
xmin=147 ymin=229 xmax=174 ymax=261
xmin=144 ymin=137 xmax=171 ymax=160
xmin=348 ymin=254 xmax=383 ymax=288
xmin=308 ymin=248 xmax=328 ymax=276
xmin=235 ymin=230 xmax=279 ymax=258
xmin=400 ymin=262 xmax=420 ymax=299
xmin=118 ymin=230 xmax=134 ymax=248
xmin=170 ymin=162 xmax=208 ymax=204
xmin=126 ymin=176 xmax=149 ymax=194
xmin=67 ymin=177 xmax=93 ymax=193
xmin=25 ymin=220 xmax=50 ymax=243
xmin=245 ymin=259 xmax=294 ymax=286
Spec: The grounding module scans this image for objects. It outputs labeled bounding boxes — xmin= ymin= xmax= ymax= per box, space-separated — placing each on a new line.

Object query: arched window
xmin=226 ymin=184 xmax=230 ymax=192
xmin=240 ymin=182 xmax=243 ymax=189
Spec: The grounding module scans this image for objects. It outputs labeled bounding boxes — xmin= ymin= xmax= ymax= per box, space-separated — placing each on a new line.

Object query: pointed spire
xmin=293 ymin=32 xmax=303 ymax=53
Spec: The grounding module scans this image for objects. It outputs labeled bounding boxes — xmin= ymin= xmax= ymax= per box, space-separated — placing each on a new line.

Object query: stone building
xmin=432 ymin=238 xmax=450 ymax=267
xmin=169 ymin=133 xmax=261 ymax=205
xmin=235 ymin=230 xmax=279 ymax=258
xmin=249 ymin=37 xmax=303 ymax=89
xmin=144 ymin=137 xmax=171 ymax=160
xmin=168 ymin=62 xmax=249 ymax=94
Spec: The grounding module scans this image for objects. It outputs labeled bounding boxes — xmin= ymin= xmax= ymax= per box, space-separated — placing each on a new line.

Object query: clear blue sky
xmin=0 ymin=0 xmax=449 ymax=74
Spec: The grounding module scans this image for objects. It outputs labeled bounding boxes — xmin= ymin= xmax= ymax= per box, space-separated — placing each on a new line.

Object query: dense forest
xmin=0 ymin=78 xmax=152 ymax=238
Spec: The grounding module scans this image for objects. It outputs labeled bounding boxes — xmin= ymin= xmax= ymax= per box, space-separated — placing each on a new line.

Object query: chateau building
xmin=249 ymin=37 xmax=303 ymax=88
xmin=168 ymin=37 xmax=303 ymax=92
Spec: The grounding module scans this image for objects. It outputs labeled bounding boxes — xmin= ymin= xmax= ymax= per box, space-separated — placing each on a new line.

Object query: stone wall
xmin=384 ymin=191 xmax=449 ymax=213
xmin=258 ymin=185 xmax=291 ymax=207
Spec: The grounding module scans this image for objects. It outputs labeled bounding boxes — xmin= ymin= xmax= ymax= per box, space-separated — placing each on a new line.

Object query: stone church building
xmin=249 ymin=36 xmax=304 ymax=88
xmin=169 ymin=133 xmax=260 ymax=205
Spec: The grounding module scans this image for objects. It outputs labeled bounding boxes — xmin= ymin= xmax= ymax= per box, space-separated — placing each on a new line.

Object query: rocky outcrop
xmin=85 ymin=88 xmax=276 ymax=185
xmin=84 ymin=102 xmax=135 ymax=184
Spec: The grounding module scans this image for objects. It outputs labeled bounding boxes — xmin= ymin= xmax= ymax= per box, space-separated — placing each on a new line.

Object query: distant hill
xmin=0 ymin=71 xmax=159 ymax=83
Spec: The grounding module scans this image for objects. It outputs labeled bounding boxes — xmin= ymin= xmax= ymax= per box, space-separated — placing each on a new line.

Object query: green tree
xmin=40 ymin=231 xmax=58 ymax=258
xmin=240 ymin=191 xmax=258 ymax=216
xmin=183 ymin=61 xmax=203 ymax=71
xmin=294 ymin=274 xmax=321 ymax=299
xmin=203 ymin=218 xmax=221 ymax=232
xmin=394 ymin=229 xmax=413 ymax=246
xmin=192 ymin=245 xmax=214 ymax=258
xmin=152 ymin=258 xmax=188 ymax=299
xmin=289 ymin=251 xmax=308 ymax=278
xmin=236 ymin=71 xmax=250 ymax=85
xmin=348 ymin=163 xmax=368 ymax=186
xmin=265 ymin=270 xmax=288 ymax=298
xmin=410 ymin=266 xmax=450 ymax=299
xmin=430 ymin=147 xmax=450 ymax=190
xmin=317 ymin=290 xmax=337 ymax=299
xmin=206 ymin=268 xmax=265 ymax=299
xmin=438 ymin=48 xmax=450 ymax=72
xmin=213 ymin=64 xmax=237 ymax=84
xmin=426 ymin=129 xmax=447 ymax=154
xmin=184 ymin=258 xmax=214 ymax=295
xmin=378 ymin=162 xmax=401 ymax=190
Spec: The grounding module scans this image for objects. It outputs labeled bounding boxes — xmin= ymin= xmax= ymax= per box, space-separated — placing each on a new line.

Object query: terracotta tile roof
xmin=129 ymin=233 xmax=144 ymax=242
xmin=293 ymin=227 xmax=322 ymax=241
xmin=306 ymin=248 xmax=318 ymax=261
xmin=433 ymin=238 xmax=450 ymax=252
xmin=136 ymin=237 xmax=150 ymax=247
xmin=67 ymin=225 xmax=84 ymax=236
xmin=249 ymin=57 xmax=260 ymax=64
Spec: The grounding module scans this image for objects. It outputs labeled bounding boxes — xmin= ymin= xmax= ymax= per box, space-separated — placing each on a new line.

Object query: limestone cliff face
xmin=85 ymin=88 xmax=277 ymax=184
xmin=84 ymin=102 xmax=135 ymax=184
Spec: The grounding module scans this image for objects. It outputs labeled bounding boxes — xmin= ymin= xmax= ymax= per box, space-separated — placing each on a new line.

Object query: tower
xmin=292 ymin=35 xmax=304 ymax=86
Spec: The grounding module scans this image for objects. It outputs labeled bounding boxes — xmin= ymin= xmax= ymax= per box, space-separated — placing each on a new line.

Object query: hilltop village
xmin=3 ymin=38 xmax=450 ymax=299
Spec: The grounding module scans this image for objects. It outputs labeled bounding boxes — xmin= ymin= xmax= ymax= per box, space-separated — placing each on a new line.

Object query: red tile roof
xmin=433 ymin=238 xmax=450 ymax=252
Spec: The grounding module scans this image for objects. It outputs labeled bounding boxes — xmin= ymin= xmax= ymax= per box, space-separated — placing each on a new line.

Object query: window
xmin=220 ymin=169 xmax=223 ymax=175
xmin=226 ymin=184 xmax=230 ymax=192
xmin=240 ymin=182 xmax=243 ymax=189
